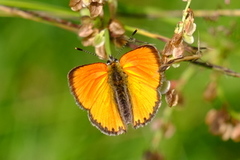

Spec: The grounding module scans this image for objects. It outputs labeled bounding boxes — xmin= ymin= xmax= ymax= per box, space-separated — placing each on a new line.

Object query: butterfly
xmin=68 ymin=45 xmax=162 ymax=136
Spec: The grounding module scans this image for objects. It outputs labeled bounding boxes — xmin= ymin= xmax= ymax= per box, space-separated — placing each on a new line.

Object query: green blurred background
xmin=1 ymin=0 xmax=240 ymax=160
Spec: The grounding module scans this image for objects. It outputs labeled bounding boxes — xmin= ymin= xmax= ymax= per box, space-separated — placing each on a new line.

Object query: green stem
xmin=104 ymin=28 xmax=112 ymax=56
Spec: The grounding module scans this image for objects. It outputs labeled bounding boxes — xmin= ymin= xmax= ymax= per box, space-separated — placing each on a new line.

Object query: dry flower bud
xmin=205 ymin=109 xmax=229 ymax=136
xmin=184 ymin=9 xmax=195 ymax=31
xmin=205 ymin=108 xmax=240 ymax=142
xmin=183 ymin=8 xmax=196 ymax=44
xmin=203 ymin=82 xmax=217 ymax=101
xmin=109 ymin=19 xmax=125 ymax=37
xmin=165 ymin=89 xmax=179 ymax=107
xmin=185 ymin=21 xmax=196 ymax=36
xmin=221 ymin=123 xmax=233 ymax=141
xmin=172 ymin=43 xmax=184 ymax=59
xmin=82 ymin=36 xmax=94 ymax=46
xmin=82 ymin=0 xmax=91 ymax=7
xmin=166 ymin=33 xmax=184 ymax=59
xmin=151 ymin=119 xmax=175 ymax=139
xmin=81 ymin=29 xmax=98 ymax=46
xmin=163 ymin=122 xmax=176 ymax=138
xmin=69 ymin=0 xmax=104 ymax=18
xmin=89 ymin=2 xmax=103 ymax=18
xmin=151 ymin=118 xmax=163 ymax=131
xmin=143 ymin=150 xmax=164 ymax=160
xmin=171 ymin=32 xmax=183 ymax=46
xmin=69 ymin=0 xmax=83 ymax=11
xmin=231 ymin=123 xmax=240 ymax=142
xmin=162 ymin=33 xmax=184 ymax=60
xmin=205 ymin=109 xmax=218 ymax=132
xmin=162 ymin=41 xmax=173 ymax=57
xmin=69 ymin=0 xmax=92 ymax=11
xmin=78 ymin=23 xmax=94 ymax=37
xmin=95 ymin=43 xmax=107 ymax=60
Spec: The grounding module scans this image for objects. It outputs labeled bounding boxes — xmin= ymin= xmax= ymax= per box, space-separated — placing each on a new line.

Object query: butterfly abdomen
xmin=107 ymin=61 xmax=133 ymax=125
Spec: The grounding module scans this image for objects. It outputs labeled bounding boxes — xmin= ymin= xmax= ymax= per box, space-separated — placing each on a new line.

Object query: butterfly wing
xmin=120 ymin=45 xmax=162 ymax=128
xmin=68 ymin=63 xmax=126 ymax=135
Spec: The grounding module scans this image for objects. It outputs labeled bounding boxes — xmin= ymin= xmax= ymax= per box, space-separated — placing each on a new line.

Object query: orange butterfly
xmin=68 ymin=45 xmax=162 ymax=136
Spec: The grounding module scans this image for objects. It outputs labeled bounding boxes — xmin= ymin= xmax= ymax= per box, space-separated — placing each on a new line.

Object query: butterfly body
xmin=68 ymin=45 xmax=162 ymax=135
xmin=107 ymin=58 xmax=133 ymax=125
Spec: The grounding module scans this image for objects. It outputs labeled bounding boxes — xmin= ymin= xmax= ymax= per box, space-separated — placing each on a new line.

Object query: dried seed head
xmin=78 ymin=23 xmax=94 ymax=37
xmin=205 ymin=108 xmax=240 ymax=141
xmin=69 ymin=0 xmax=82 ymax=11
xmin=81 ymin=29 xmax=98 ymax=46
xmin=89 ymin=2 xmax=103 ymax=18
xmin=203 ymin=82 xmax=217 ymax=101
xmin=221 ymin=123 xmax=233 ymax=141
xmin=162 ymin=30 xmax=184 ymax=60
xmin=172 ymin=43 xmax=184 ymax=59
xmin=95 ymin=43 xmax=107 ymax=60
xmin=109 ymin=19 xmax=125 ymax=37
xmin=165 ymin=89 xmax=179 ymax=107
xmin=183 ymin=8 xmax=196 ymax=44
xmin=143 ymin=150 xmax=164 ymax=160
xmin=151 ymin=119 xmax=176 ymax=139
xmin=69 ymin=0 xmax=91 ymax=11
xmin=151 ymin=118 xmax=163 ymax=131
xmin=205 ymin=109 xmax=229 ymax=136
xmin=231 ymin=123 xmax=240 ymax=142
xmin=162 ymin=41 xmax=174 ymax=58
xmin=69 ymin=0 xmax=104 ymax=18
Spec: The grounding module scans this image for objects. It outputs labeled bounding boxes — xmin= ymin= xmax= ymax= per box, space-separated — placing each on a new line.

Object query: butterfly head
xmin=107 ymin=55 xmax=119 ymax=65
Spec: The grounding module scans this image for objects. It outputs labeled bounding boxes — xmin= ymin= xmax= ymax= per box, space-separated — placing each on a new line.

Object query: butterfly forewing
xmin=68 ymin=63 xmax=127 ymax=135
xmin=120 ymin=45 xmax=162 ymax=127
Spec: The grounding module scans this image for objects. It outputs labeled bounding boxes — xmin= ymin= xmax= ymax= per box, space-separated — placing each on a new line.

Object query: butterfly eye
xmin=107 ymin=56 xmax=118 ymax=65
xmin=107 ymin=60 xmax=111 ymax=65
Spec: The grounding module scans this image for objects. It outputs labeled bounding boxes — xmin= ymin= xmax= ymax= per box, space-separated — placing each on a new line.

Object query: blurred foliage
xmin=1 ymin=0 xmax=240 ymax=160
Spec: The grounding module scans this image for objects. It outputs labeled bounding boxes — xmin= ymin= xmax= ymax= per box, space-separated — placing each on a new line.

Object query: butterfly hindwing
xmin=120 ymin=45 xmax=162 ymax=128
xmin=68 ymin=63 xmax=126 ymax=135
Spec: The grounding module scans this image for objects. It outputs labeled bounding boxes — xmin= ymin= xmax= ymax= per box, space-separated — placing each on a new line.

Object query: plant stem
xmin=0 ymin=5 xmax=79 ymax=33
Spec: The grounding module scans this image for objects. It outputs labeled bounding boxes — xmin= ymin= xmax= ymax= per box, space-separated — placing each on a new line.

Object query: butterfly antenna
xmin=116 ymin=29 xmax=138 ymax=56
xmin=131 ymin=29 xmax=138 ymax=38
xmin=128 ymin=29 xmax=148 ymax=44
xmin=75 ymin=47 xmax=97 ymax=57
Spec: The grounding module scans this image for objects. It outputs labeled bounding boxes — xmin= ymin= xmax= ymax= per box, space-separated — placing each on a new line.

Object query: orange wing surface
xmin=120 ymin=45 xmax=162 ymax=128
xmin=68 ymin=63 xmax=126 ymax=135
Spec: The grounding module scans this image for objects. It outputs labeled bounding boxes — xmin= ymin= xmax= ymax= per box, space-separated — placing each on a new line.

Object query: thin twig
xmin=190 ymin=60 xmax=240 ymax=78
xmin=0 ymin=5 xmax=79 ymax=33
xmin=118 ymin=9 xmax=240 ymax=18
